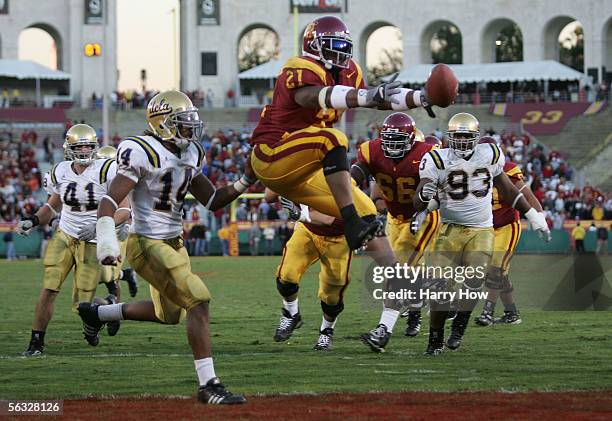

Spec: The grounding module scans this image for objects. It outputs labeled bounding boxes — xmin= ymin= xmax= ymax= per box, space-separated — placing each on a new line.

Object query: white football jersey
xmin=116 ymin=135 xmax=205 ymax=239
xmin=419 ymin=143 xmax=505 ymax=228
xmin=46 ymin=159 xmax=117 ymax=240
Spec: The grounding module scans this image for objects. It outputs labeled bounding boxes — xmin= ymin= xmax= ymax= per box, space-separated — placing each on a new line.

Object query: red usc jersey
xmin=357 ymin=140 xmax=433 ymax=221
xmin=492 ymin=162 xmax=523 ymax=229
xmin=251 ymin=56 xmax=365 ymax=146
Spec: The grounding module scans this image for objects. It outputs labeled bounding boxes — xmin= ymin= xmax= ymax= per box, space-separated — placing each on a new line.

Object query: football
xmin=425 ymin=63 xmax=459 ymax=108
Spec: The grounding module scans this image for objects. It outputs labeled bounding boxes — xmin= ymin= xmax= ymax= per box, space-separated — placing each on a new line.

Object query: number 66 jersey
xmin=420 ymin=143 xmax=505 ymax=228
xmin=116 ymin=135 xmax=205 ymax=239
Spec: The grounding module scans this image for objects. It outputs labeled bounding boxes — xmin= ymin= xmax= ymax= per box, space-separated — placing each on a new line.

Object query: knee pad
xmin=321 ymin=300 xmax=344 ymax=319
xmin=501 ymin=275 xmax=513 ymax=293
xmin=484 ymin=267 xmax=504 ymax=290
xmin=276 ymin=278 xmax=299 ymax=298
xmin=322 ymin=146 xmax=349 ymax=176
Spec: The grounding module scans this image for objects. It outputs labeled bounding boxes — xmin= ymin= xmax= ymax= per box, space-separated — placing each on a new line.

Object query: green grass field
xmin=0 ymin=255 xmax=611 ymax=399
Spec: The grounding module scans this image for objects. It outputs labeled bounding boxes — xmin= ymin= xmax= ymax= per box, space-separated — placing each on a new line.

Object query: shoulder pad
xmin=124 ymin=136 xmax=161 ymax=168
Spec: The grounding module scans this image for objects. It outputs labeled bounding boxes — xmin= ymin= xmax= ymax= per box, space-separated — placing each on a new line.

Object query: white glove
xmin=96 ymin=216 xmax=120 ymax=265
xmin=419 ymin=182 xmax=437 ymax=202
xmin=16 ymin=216 xmax=39 ymax=237
xmin=525 ymin=208 xmax=551 ymax=242
xmin=410 ymin=210 xmax=428 ymax=235
xmin=116 ymin=223 xmax=130 ymax=242
xmin=77 ymin=223 xmax=97 ymax=242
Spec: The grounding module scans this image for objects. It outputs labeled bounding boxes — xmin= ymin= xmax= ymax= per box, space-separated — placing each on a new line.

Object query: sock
xmin=98 ymin=304 xmax=124 ymax=321
xmin=429 ymin=327 xmax=444 ymax=344
xmin=320 ymin=317 xmax=337 ymax=332
xmin=340 ymin=204 xmax=360 ymax=224
xmin=31 ymin=330 xmax=45 ymax=344
xmin=454 ymin=311 xmax=471 ymax=326
xmin=194 ymin=357 xmax=216 ymax=386
xmin=483 ymin=300 xmax=496 ymax=314
xmin=379 ymin=308 xmax=400 ymax=333
xmin=504 ymin=303 xmax=518 ymax=313
xmin=283 ymin=298 xmax=299 ymax=317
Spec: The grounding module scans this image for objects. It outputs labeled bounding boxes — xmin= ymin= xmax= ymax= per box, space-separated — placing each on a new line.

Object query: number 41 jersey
xmin=45 ymin=159 xmax=117 ymax=241
xmin=419 ymin=143 xmax=505 ymax=228
xmin=116 ymin=135 xmax=205 ymax=239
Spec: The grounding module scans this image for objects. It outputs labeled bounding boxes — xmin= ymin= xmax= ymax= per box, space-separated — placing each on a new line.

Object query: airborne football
xmin=1 ymin=0 xmax=611 ymax=419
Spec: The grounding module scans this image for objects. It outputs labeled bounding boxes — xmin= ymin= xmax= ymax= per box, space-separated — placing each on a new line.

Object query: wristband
xmin=43 ymin=203 xmax=58 ymax=217
xmin=101 ymin=195 xmax=118 ymax=209
xmin=328 ymin=85 xmax=354 ymax=110
xmin=413 ymin=90 xmax=422 ymax=107
xmin=357 ymin=89 xmax=368 ymax=107
xmin=318 ymin=87 xmax=329 ymax=110
xmin=511 ymin=192 xmax=524 ymax=209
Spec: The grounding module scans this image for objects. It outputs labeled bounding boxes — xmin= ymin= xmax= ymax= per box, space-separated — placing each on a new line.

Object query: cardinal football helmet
xmin=302 ymin=16 xmax=353 ymax=69
xmin=424 ymin=135 xmax=442 ymax=149
xmin=146 ymin=90 xmax=204 ymax=149
xmin=380 ymin=112 xmax=416 ymax=159
xmin=64 ymin=124 xmax=98 ymax=165
xmin=447 ymin=113 xmax=480 ymax=158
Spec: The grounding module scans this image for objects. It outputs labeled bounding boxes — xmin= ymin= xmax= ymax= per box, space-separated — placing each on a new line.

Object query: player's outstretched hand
xmin=366 ymin=73 xmax=402 ymax=106
xmin=16 ymin=216 xmax=38 ymax=237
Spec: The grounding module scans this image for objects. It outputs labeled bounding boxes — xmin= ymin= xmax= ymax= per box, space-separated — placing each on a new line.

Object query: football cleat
xmin=121 ymin=268 xmax=138 ymax=297
xmin=360 ymin=324 xmax=391 ymax=353
xmin=474 ymin=311 xmax=494 ymax=327
xmin=404 ymin=311 xmax=421 ymax=337
xmin=344 ymin=218 xmax=381 ymax=250
xmin=424 ymin=328 xmax=444 ymax=356
xmin=495 ymin=311 xmax=522 ymax=325
xmin=105 ymin=295 xmax=121 ymax=337
xmin=22 ymin=341 xmax=44 ymax=357
xmin=77 ymin=302 xmax=105 ymax=347
xmin=273 ymin=308 xmax=303 ymax=342
xmin=313 ymin=328 xmax=334 ymax=351
xmin=446 ymin=317 xmax=468 ymax=350
xmin=197 ymin=377 xmax=246 ymax=405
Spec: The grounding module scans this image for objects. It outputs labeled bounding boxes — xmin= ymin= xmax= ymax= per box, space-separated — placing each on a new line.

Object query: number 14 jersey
xmin=116 ymin=135 xmax=205 ymax=239
xmin=419 ymin=143 xmax=505 ymax=228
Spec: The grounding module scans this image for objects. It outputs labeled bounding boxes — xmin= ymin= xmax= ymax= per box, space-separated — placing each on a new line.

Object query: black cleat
xmin=105 ymin=295 xmax=121 ymax=337
xmin=77 ymin=302 xmax=105 ymax=346
xmin=198 ymin=377 xmax=246 ymax=405
xmin=22 ymin=341 xmax=44 ymax=357
xmin=495 ymin=311 xmax=522 ymax=325
xmin=273 ymin=308 xmax=303 ymax=342
xmin=404 ymin=311 xmax=422 ymax=337
xmin=474 ymin=311 xmax=494 ymax=326
xmin=446 ymin=317 xmax=468 ymax=350
xmin=313 ymin=328 xmax=334 ymax=351
xmin=360 ymin=324 xmax=391 ymax=353
xmin=103 ymin=281 xmax=118 ymax=297
xmin=344 ymin=218 xmax=381 ymax=250
xmin=121 ymin=268 xmax=138 ymax=297
xmin=423 ymin=328 xmax=444 ymax=356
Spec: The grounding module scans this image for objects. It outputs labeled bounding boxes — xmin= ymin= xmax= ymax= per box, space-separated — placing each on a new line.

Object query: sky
xmin=17 ymin=4 xmax=580 ymax=91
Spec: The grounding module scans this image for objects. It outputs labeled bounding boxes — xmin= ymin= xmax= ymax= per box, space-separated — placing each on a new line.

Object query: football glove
xmin=419 ymin=182 xmax=437 ymax=202
xmin=280 ymin=197 xmax=311 ymax=223
xmin=366 ymin=73 xmax=402 ymax=105
xmin=525 ymin=208 xmax=551 ymax=242
xmin=77 ymin=223 xmax=97 ymax=242
xmin=420 ymin=90 xmax=436 ymax=118
xmin=116 ymin=223 xmax=130 ymax=242
xmin=410 ymin=210 xmax=428 ymax=235
xmin=16 ymin=215 xmax=39 ymax=237
xmin=96 ymin=216 xmax=120 ymax=265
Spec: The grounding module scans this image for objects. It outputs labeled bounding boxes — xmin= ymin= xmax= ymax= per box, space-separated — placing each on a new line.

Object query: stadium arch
xmin=420 ymin=20 xmax=463 ymax=64
xmin=543 ymin=16 xmax=582 ymax=65
xmin=18 ymin=24 xmax=63 ymax=70
xmin=481 ymin=18 xmax=523 ymax=63
xmin=360 ymin=21 xmax=403 ymax=84
xmin=603 ymin=17 xmax=612 ymax=82
xmin=236 ymin=23 xmax=281 ymax=72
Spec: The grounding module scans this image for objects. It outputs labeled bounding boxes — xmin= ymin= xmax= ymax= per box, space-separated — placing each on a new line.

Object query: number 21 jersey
xmin=116 ymin=136 xmax=205 ymax=239
xmin=419 ymin=143 xmax=505 ymax=228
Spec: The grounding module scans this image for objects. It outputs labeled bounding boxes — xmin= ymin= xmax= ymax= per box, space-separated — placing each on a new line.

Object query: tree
xmin=559 ymin=25 xmax=584 ymax=72
xmin=431 ymin=24 xmax=462 ymax=64
xmin=238 ymin=28 xmax=280 ymax=72
xmin=496 ymin=24 xmax=523 ymax=62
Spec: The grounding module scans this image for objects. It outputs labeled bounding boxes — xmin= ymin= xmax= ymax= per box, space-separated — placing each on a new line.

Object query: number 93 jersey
xmin=46 ymin=158 xmax=117 ymax=240
xmin=419 ymin=143 xmax=505 ymax=228
xmin=116 ymin=135 xmax=205 ymax=239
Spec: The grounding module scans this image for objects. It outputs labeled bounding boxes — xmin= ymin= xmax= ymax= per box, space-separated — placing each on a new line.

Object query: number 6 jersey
xmin=420 ymin=143 xmax=505 ymax=228
xmin=116 ymin=135 xmax=205 ymax=239
xmin=45 ymin=159 xmax=117 ymax=241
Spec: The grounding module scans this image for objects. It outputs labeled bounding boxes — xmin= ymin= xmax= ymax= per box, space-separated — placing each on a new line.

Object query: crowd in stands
xmin=89 ymin=88 xmax=220 ymax=110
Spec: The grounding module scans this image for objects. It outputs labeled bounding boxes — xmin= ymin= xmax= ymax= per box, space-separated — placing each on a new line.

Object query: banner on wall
xmin=289 ymin=0 xmax=345 ymax=13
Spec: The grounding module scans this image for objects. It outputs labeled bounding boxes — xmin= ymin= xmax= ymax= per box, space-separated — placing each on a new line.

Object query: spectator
xmin=263 ymin=225 xmax=276 ymax=255
xmin=4 ymin=229 xmax=16 ymax=260
xmin=552 ymin=211 xmax=566 ymax=230
xmin=206 ymin=88 xmax=214 ymax=108
xmin=571 ymin=222 xmax=586 ymax=253
xmin=11 ymin=88 xmax=20 ymax=106
xmin=218 ymin=224 xmax=230 ymax=256
xmin=2 ymin=88 xmax=9 ymax=108
xmin=588 ymin=222 xmax=597 ymax=232
xmin=592 ymin=203 xmax=604 ymax=220
xmin=249 ymin=223 xmax=261 ymax=256
xmin=277 ymin=222 xmax=292 ymax=250
xmin=596 ymin=223 xmax=609 ymax=255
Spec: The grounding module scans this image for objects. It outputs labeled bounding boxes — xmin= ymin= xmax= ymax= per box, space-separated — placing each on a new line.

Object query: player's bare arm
xmin=413 ymin=177 xmax=436 ymax=212
xmin=306 ymin=209 xmax=335 ymax=226
xmin=369 ymin=183 xmax=388 ymax=214
xmin=349 ymin=161 xmax=370 ymax=185
xmin=514 ymin=178 xmax=543 ymax=212
xmin=15 ymin=194 xmax=62 ymax=236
